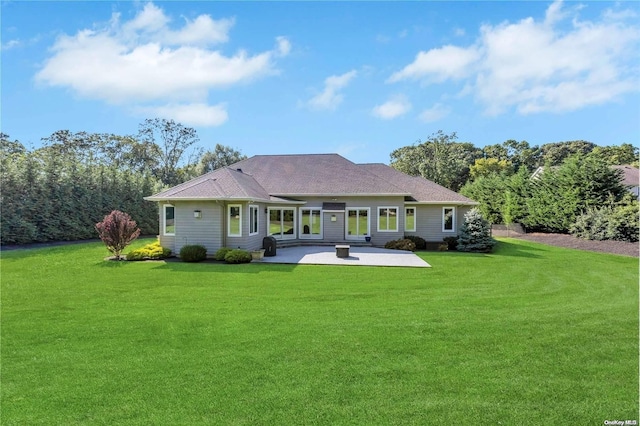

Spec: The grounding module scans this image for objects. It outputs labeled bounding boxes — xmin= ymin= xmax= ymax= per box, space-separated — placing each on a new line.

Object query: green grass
xmin=1 ymin=238 xmax=638 ymax=425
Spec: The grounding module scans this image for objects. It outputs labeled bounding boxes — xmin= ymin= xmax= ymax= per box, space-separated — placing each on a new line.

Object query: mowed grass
xmin=1 ymin=238 xmax=638 ymax=425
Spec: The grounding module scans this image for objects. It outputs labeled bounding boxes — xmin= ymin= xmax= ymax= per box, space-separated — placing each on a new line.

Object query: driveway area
xmin=257 ymin=246 xmax=431 ymax=268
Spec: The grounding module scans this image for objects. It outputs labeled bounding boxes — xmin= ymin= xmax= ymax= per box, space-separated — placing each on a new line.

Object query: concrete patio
xmin=256 ymin=246 xmax=431 ymax=268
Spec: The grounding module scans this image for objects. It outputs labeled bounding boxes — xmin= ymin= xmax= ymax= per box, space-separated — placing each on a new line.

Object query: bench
xmin=335 ymin=244 xmax=350 ymax=258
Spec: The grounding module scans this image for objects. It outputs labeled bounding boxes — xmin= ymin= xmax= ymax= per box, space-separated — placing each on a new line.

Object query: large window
xmin=405 ymin=207 xmax=416 ymax=232
xmin=346 ymin=208 xmax=369 ymax=239
xmin=249 ymin=205 xmax=259 ymax=236
xmin=163 ymin=205 xmax=175 ymax=236
xmin=377 ymin=207 xmax=398 ymax=232
xmin=443 ymin=207 xmax=456 ymax=232
xmin=268 ymin=207 xmax=296 ymax=239
xmin=300 ymin=208 xmax=322 ymax=239
xmin=228 ymin=204 xmax=242 ymax=237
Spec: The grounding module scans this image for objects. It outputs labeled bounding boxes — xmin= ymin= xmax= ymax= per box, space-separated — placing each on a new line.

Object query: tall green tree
xmin=137 ymin=118 xmax=201 ymax=186
xmin=390 ymin=130 xmax=481 ymax=191
xmin=197 ymin=144 xmax=248 ymax=174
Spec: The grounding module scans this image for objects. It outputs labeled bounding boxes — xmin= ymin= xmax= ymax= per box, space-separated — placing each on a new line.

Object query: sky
xmin=2 ymin=1 xmax=639 ymax=165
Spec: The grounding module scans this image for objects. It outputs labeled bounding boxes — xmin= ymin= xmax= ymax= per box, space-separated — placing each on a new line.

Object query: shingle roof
xmin=612 ymin=165 xmax=639 ymax=187
xmin=231 ymin=154 xmax=408 ymax=195
xmin=145 ymin=167 xmax=271 ymax=201
xmin=358 ymin=163 xmax=477 ymax=204
xmin=146 ymin=153 xmax=477 ymax=205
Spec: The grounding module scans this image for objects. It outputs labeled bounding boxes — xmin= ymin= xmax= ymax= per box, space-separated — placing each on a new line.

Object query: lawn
xmin=1 ymin=238 xmax=638 ymax=425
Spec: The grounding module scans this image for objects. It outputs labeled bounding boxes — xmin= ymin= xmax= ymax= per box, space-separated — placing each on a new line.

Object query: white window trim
xmin=405 ymin=207 xmax=416 ymax=232
xmin=163 ymin=204 xmax=175 ymax=236
xmin=377 ymin=206 xmax=399 ymax=232
xmin=299 ymin=208 xmax=323 ymax=240
xmin=345 ymin=207 xmax=371 ymax=240
xmin=249 ymin=205 xmax=259 ymax=236
xmin=442 ymin=207 xmax=456 ymax=233
xmin=228 ymin=204 xmax=242 ymax=237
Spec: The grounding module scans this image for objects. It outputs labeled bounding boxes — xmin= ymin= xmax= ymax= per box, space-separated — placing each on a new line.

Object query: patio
xmin=256 ymin=246 xmax=431 ymax=268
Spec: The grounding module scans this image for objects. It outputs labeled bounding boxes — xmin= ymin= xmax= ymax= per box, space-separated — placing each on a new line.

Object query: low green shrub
xmin=443 ymin=236 xmax=459 ymax=251
xmin=571 ymin=202 xmax=639 ymax=243
xmin=404 ymin=235 xmax=426 ymax=250
xmin=179 ymin=245 xmax=207 ymax=262
xmin=126 ymin=241 xmax=171 ymax=261
xmin=224 ymin=249 xmax=252 ymax=264
xmin=384 ymin=239 xmax=416 ymax=252
xmin=214 ymin=247 xmax=233 ymax=261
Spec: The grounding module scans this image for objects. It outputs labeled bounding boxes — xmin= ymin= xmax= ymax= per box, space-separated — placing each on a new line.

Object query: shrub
xmin=214 ymin=247 xmax=233 ymax=261
xmin=404 ymin=235 xmax=426 ymax=250
xmin=571 ymin=202 xmax=639 ymax=243
xmin=127 ymin=241 xmax=171 ymax=261
xmin=457 ymin=208 xmax=497 ymax=253
xmin=442 ymin=236 xmax=459 ymax=251
xmin=384 ymin=239 xmax=416 ymax=252
xmin=95 ymin=210 xmax=141 ymax=259
xmin=224 ymin=249 xmax=252 ymax=264
xmin=179 ymin=245 xmax=207 ymax=262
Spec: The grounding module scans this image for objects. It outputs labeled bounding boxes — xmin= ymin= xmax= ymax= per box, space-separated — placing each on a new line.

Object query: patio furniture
xmin=335 ymin=245 xmax=350 ymax=258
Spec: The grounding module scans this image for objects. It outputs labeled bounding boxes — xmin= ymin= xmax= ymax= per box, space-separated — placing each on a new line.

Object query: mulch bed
xmin=512 ymin=233 xmax=639 ymax=258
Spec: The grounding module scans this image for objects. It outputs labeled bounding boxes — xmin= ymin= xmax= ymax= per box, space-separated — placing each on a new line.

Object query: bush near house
xmin=404 ymin=235 xmax=427 ymax=250
xmin=224 ymin=249 xmax=252 ymax=264
xmin=179 ymin=245 xmax=207 ymax=262
xmin=443 ymin=236 xmax=459 ymax=251
xmin=126 ymin=241 xmax=171 ymax=261
xmin=214 ymin=247 xmax=233 ymax=261
xmin=571 ymin=202 xmax=639 ymax=243
xmin=95 ymin=210 xmax=141 ymax=260
xmin=384 ymin=239 xmax=416 ymax=251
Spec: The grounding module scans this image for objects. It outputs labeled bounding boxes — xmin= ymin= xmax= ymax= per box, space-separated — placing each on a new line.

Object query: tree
xmin=456 ymin=208 xmax=496 ymax=253
xmin=538 ymin=140 xmax=597 ymax=166
xmin=137 ymin=118 xmax=201 ymax=186
xmin=197 ymin=144 xmax=248 ymax=174
xmin=469 ymin=158 xmax=513 ymax=180
xmin=95 ymin=210 xmax=141 ymax=259
xmin=482 ymin=140 xmax=539 ymax=172
xmin=590 ymin=143 xmax=639 ymax=166
xmin=524 ymin=154 xmax=627 ymax=233
xmin=390 ymin=130 xmax=481 ymax=191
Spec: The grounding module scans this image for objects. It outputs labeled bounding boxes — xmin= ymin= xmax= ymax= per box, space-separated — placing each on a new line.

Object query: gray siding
xmin=158 ymin=201 xmax=223 ymax=255
xmin=406 ymin=204 xmax=474 ymax=242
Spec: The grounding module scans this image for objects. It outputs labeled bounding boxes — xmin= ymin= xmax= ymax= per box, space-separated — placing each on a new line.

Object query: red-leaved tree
xmin=95 ymin=210 xmax=141 ymax=259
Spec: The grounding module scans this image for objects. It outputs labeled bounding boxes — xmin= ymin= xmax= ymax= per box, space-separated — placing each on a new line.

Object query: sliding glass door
xmin=346 ymin=208 xmax=370 ymax=240
xmin=300 ymin=208 xmax=322 ymax=239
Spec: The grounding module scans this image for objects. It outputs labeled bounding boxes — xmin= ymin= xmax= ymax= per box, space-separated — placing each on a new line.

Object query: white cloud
xmin=372 ymin=95 xmax=412 ymax=120
xmin=35 ymin=2 xmax=290 ymax=127
xmin=419 ymin=103 xmax=451 ymax=122
xmin=389 ymin=0 xmax=640 ymax=116
xmin=1 ymin=39 xmax=21 ymax=50
xmin=136 ymin=102 xmax=229 ymax=127
xmin=307 ymin=70 xmax=357 ymax=110
xmin=388 ymin=45 xmax=480 ymax=83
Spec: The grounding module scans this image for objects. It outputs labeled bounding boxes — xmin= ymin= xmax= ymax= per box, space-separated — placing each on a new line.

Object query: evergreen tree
xmin=456 ymin=208 xmax=497 ymax=253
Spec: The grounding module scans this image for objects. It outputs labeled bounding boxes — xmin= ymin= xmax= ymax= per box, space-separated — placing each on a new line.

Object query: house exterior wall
xmin=405 ymin=204 xmax=474 ymax=242
xmin=157 ymin=200 xmax=475 ymax=254
xmin=158 ymin=201 xmax=223 ymax=255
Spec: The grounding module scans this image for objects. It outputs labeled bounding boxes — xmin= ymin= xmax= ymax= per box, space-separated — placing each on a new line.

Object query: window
xmin=228 ymin=204 xmax=242 ymax=237
xmin=268 ymin=207 xmax=296 ymax=240
xmin=405 ymin=207 xmax=416 ymax=232
xmin=249 ymin=205 xmax=259 ymax=235
xmin=443 ymin=207 xmax=455 ymax=232
xmin=378 ymin=207 xmax=399 ymax=232
xmin=300 ymin=208 xmax=322 ymax=239
xmin=163 ymin=204 xmax=175 ymax=236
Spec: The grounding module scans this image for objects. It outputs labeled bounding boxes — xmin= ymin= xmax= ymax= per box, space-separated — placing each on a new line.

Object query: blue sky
xmin=2 ymin=1 xmax=639 ymax=164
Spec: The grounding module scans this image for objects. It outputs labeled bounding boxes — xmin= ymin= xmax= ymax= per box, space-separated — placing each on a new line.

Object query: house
xmin=612 ymin=165 xmax=639 ymax=199
xmin=144 ymin=154 xmax=478 ymax=254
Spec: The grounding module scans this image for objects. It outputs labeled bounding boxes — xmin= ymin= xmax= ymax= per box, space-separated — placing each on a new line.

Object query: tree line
xmin=391 ymin=131 xmax=638 ymax=241
xmin=0 ymin=119 xmax=246 ymax=245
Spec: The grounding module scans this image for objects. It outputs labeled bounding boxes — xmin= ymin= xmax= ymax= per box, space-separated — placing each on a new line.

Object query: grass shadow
xmin=493 ymin=239 xmax=545 ymax=258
